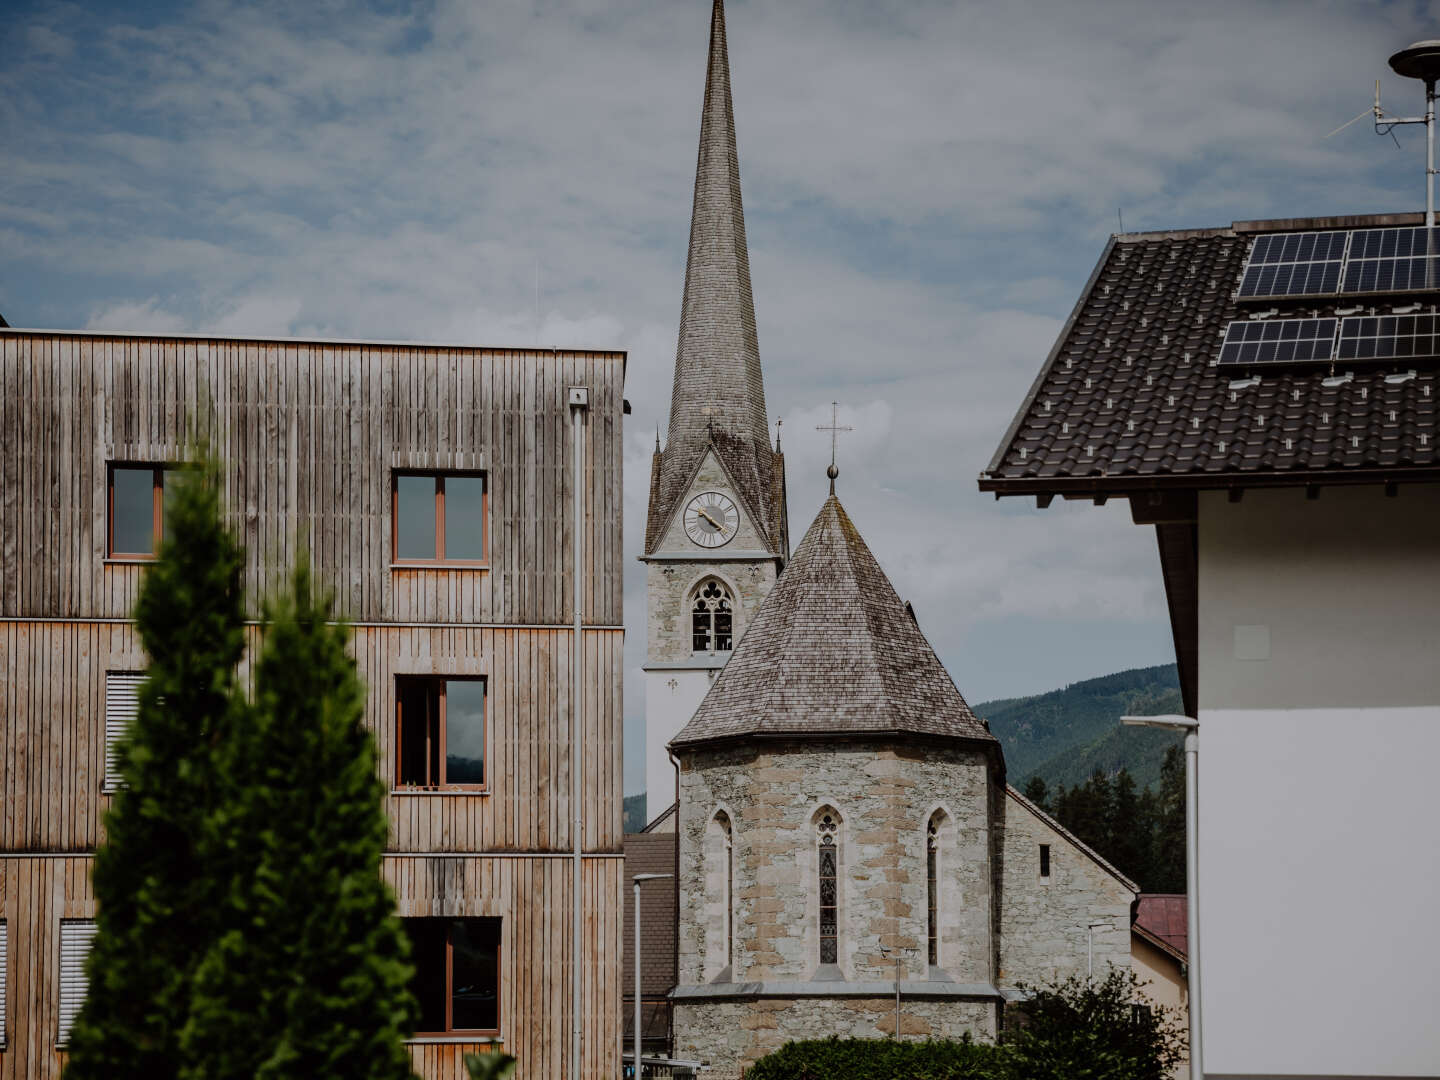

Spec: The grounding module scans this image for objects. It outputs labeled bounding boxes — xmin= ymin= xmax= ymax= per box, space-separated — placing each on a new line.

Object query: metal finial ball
xmin=826 ymin=463 xmax=839 ymax=480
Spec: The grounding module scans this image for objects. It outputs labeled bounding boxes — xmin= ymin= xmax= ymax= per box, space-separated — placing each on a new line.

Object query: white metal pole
xmin=894 ymin=954 xmax=901 ymax=1039
xmin=634 ymin=878 xmax=642 ymax=1080
xmin=569 ymin=387 xmax=587 ymax=1080
xmin=1427 ymin=79 xmax=1435 ymax=228
xmin=1184 ymin=728 xmax=1203 ymax=1080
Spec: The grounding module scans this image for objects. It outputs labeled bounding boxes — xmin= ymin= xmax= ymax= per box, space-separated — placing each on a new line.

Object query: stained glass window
xmin=817 ymin=811 xmax=838 ymax=965
xmin=691 ymin=580 xmax=734 ymax=652
xmin=927 ymin=819 xmax=940 ymax=967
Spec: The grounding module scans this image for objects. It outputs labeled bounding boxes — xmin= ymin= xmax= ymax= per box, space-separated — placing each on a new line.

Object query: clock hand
xmin=697 ymin=508 xmax=725 ymax=531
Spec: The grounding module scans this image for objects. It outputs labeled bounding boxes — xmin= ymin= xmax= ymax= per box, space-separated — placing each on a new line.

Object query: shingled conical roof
xmin=670 ymin=494 xmax=995 ymax=749
xmin=645 ymin=0 xmax=785 ymax=556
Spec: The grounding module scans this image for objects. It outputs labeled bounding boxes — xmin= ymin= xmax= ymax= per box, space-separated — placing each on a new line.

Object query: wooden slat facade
xmin=0 ymin=330 xmax=626 ymax=1080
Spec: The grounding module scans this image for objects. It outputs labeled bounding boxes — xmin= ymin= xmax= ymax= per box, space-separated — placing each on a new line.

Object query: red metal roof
xmin=1133 ymin=893 xmax=1187 ymax=960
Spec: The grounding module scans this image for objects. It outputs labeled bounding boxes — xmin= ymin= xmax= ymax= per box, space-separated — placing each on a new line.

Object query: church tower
xmin=643 ymin=0 xmax=788 ymax=818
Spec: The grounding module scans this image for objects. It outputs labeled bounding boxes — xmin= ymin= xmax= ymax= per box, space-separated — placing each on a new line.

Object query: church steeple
xmin=645 ymin=0 xmax=785 ymax=556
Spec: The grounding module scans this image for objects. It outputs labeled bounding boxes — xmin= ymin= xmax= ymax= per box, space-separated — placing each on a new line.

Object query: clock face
xmin=684 ymin=491 xmax=740 ymax=548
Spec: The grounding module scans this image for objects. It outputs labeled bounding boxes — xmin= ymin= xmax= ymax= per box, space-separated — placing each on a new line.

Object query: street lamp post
xmin=1121 ymin=713 xmax=1201 ymax=1080
xmin=877 ymin=944 xmax=916 ymax=1040
xmin=631 ymin=873 xmax=673 ymax=1080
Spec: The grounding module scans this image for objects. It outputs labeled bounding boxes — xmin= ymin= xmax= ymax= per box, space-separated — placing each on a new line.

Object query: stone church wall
xmin=675 ymin=740 xmax=997 ymax=988
xmin=996 ymin=792 xmax=1134 ymax=988
xmin=673 ymin=996 xmax=996 ymax=1080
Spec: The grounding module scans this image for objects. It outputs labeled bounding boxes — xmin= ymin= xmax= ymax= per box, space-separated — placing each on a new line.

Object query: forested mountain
xmin=974 ymin=663 xmax=1183 ymax=790
xmin=973 ymin=663 xmax=1187 ymax=892
xmin=623 ymin=793 xmax=647 ymax=833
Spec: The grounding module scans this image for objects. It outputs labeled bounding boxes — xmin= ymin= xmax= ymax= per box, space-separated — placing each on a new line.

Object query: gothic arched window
xmin=816 ymin=809 xmax=840 ymax=965
xmin=704 ymin=809 xmax=736 ymax=980
xmin=717 ymin=811 xmax=734 ymax=970
xmin=691 ymin=579 xmax=734 ymax=653
xmin=926 ymin=816 xmax=940 ymax=967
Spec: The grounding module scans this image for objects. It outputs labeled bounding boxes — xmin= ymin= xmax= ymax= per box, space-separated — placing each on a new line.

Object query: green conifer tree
xmin=179 ymin=557 xmax=416 ymax=1080
xmin=1022 ymin=775 xmax=1051 ymax=812
xmin=1108 ymin=768 xmax=1148 ymax=885
xmin=1150 ymin=745 xmax=1188 ymax=893
xmin=66 ymin=462 xmax=246 ymax=1080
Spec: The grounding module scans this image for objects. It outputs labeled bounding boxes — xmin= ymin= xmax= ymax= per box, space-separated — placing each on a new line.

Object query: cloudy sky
xmin=3 ymin=0 xmax=1435 ymax=797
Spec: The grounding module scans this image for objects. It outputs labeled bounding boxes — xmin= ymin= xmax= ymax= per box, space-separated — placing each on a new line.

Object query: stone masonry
xmin=677 ymin=741 xmax=996 ymax=987
xmin=997 ymin=789 xmax=1134 ymax=987
xmin=673 ymin=997 xmax=995 ymax=1080
xmin=672 ymin=740 xmax=1005 ymax=1077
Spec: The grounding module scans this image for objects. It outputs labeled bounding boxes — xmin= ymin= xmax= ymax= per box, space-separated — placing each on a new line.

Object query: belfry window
xmin=817 ymin=810 xmax=839 ymax=965
xmin=691 ymin=580 xmax=734 ymax=653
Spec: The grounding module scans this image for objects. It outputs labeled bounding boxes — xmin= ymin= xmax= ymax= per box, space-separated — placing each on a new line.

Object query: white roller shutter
xmin=104 ymin=673 xmax=144 ymax=792
xmin=58 ymin=919 xmax=97 ymax=1046
xmin=0 ymin=920 xmax=7 ymax=1047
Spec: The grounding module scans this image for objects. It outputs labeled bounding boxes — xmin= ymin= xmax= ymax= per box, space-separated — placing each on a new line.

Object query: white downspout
xmin=568 ymin=384 xmax=589 ymax=1079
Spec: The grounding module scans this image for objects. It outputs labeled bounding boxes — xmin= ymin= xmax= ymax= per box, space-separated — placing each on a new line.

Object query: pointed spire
xmin=646 ymin=0 xmax=785 ymax=555
xmin=669 ymin=0 xmax=766 ymax=447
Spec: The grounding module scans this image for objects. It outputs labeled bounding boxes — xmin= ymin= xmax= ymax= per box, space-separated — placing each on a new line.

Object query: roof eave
xmin=1006 ymin=784 xmax=1139 ymax=894
xmin=978 ymin=465 xmax=1440 ymax=499
xmin=670 ymin=726 xmax=1000 ymax=756
xmin=983 ymin=235 xmax=1118 ymax=477
xmin=1131 ymin=922 xmax=1188 ymax=964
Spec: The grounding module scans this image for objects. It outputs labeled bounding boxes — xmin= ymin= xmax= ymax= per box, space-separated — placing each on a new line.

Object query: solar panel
xmin=1218 ymin=318 xmax=1338 ymax=367
xmin=1341 ymin=227 xmax=1440 ymax=294
xmin=1237 ymin=231 xmax=1348 ymax=299
xmin=1337 ymin=313 xmax=1440 ymax=362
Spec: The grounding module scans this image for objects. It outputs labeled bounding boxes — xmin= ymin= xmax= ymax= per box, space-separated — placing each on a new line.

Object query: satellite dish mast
xmin=1376 ymin=40 xmax=1440 ymax=226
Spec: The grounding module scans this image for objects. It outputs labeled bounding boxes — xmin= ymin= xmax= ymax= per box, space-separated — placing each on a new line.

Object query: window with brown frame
xmin=108 ymin=464 xmax=180 ymax=558
xmin=392 ymin=472 xmax=487 ymax=564
xmin=396 ymin=677 xmax=487 ymax=790
xmin=404 ymin=917 xmax=500 ymax=1036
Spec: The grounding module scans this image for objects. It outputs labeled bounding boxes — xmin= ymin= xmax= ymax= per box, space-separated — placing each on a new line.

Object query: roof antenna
xmin=1117 ymin=208 xmax=1125 ymax=235
xmin=815 ymin=401 xmax=852 ymax=495
xmin=1375 ymin=40 xmax=1440 ymax=227
xmin=774 ymin=416 xmax=783 ymax=451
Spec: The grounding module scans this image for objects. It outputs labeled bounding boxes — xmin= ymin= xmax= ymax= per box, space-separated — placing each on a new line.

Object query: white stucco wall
xmin=1197 ymin=485 xmax=1440 ymax=1079
xmin=644 ymin=666 xmax=720 ymax=814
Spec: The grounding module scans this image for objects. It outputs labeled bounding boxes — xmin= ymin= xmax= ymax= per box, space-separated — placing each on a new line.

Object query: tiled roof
xmin=646 ymin=0 xmax=785 ymax=555
xmin=981 ymin=213 xmax=1440 ymax=494
xmin=623 ymin=833 xmax=678 ymax=999
xmin=670 ymin=493 xmax=995 ymax=749
xmin=1132 ymin=893 xmax=1187 ymax=960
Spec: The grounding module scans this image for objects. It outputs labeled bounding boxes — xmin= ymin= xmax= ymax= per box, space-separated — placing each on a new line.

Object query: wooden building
xmin=0 ymin=329 xmax=626 ymax=1079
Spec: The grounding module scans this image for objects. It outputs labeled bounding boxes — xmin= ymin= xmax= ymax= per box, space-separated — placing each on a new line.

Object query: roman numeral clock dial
xmin=683 ymin=492 xmax=739 ymax=548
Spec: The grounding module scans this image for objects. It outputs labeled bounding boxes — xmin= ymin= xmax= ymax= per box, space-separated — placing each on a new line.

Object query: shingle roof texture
xmin=984 ymin=214 xmax=1440 ymax=488
xmin=1133 ymin=893 xmax=1187 ymax=960
xmin=623 ymin=833 xmax=678 ymax=997
xmin=646 ymin=0 xmax=784 ymax=554
xmin=670 ymin=493 xmax=994 ymax=749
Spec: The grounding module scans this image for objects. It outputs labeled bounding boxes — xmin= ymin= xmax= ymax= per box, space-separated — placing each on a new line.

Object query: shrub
xmin=1004 ymin=968 xmax=1185 ymax=1080
xmin=744 ymin=1034 xmax=1008 ymax=1080
xmin=739 ymin=969 xmax=1183 ymax=1080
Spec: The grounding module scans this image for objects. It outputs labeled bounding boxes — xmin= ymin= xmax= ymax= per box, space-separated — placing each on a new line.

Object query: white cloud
xmin=84 ymin=299 xmax=191 ymax=334
xmin=5 ymin=0 xmax=1437 ymax=795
